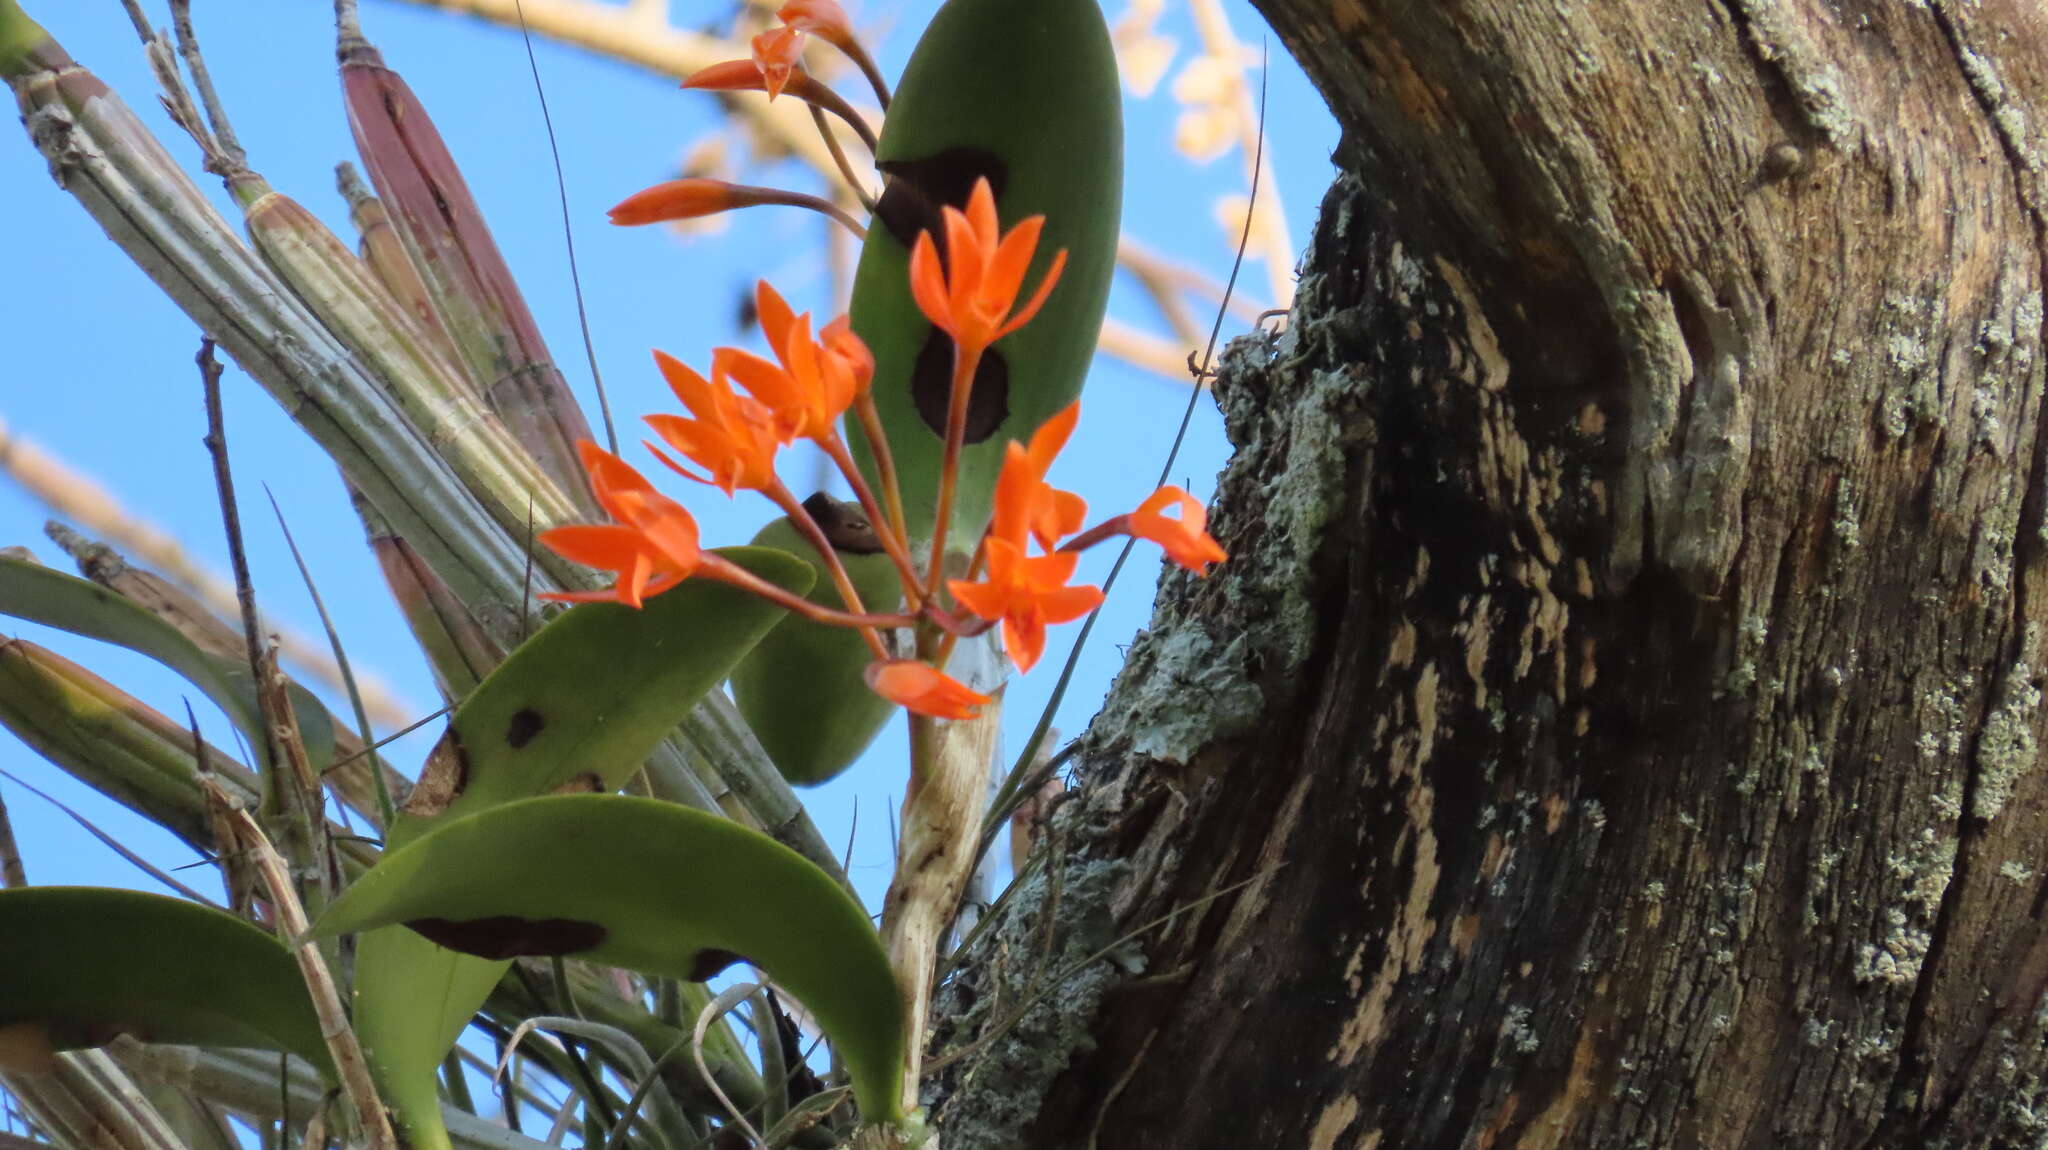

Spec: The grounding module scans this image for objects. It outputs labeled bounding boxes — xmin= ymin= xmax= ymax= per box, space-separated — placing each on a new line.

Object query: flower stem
xmin=698 ymin=555 xmax=913 ymax=632
xmin=923 ymin=343 xmax=984 ymax=598
xmin=765 ymin=480 xmax=891 ymax=661
xmin=852 ymin=395 xmax=912 ymax=562
xmin=1056 ymin=515 xmax=1131 ymax=554
xmin=822 ymin=430 xmax=922 ymax=603
xmin=808 ymin=105 xmax=876 ymax=215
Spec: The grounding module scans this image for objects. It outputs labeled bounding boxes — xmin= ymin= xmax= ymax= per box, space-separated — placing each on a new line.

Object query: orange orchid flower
xmin=1130 ymin=486 xmax=1228 ymax=574
xmin=720 ymin=281 xmax=871 ymax=443
xmin=540 ymin=443 xmax=705 ymax=607
xmin=750 ymin=25 xmax=806 ymax=100
xmin=643 ymin=351 xmax=781 ymax=495
xmin=949 ymin=538 xmax=1104 ymax=673
xmin=864 ymin=659 xmax=992 ymax=720
xmin=990 ymin=401 xmax=1087 ymax=550
xmin=909 ymin=177 xmax=1068 ymax=357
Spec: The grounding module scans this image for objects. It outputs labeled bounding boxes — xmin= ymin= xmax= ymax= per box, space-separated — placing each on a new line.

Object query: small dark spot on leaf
xmin=400 ymin=729 xmax=468 ymax=818
xmin=800 ymin=493 xmax=883 ymax=555
xmin=686 ymin=948 xmax=746 ymax=982
xmin=912 ymin=332 xmax=1008 ymax=443
xmin=506 ymin=707 xmax=545 ymax=749
xmin=407 ymin=916 xmax=607 ymax=960
xmin=875 ymin=148 xmax=1007 ymax=249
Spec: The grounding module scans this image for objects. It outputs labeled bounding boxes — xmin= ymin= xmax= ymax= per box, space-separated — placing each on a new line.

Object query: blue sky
xmin=0 ymin=0 xmax=1335 ymax=910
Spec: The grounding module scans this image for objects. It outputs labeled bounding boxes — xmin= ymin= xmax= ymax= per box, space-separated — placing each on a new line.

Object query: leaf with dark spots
xmin=913 ymin=331 xmax=1009 ymax=443
xmin=317 ymin=794 xmax=904 ymax=1121
xmin=505 ymin=707 xmax=545 ymax=749
xmin=801 ymin=492 xmax=884 ymax=555
xmin=875 ymin=147 xmax=1007 ymax=248
xmin=348 ymin=546 xmax=813 ymax=1149
xmin=686 ymin=948 xmax=746 ymax=982
xmin=406 ymin=915 xmax=607 ymax=961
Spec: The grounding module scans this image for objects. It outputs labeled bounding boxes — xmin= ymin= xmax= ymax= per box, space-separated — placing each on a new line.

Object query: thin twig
xmin=265 ymin=487 xmax=396 ymax=830
xmin=197 ymin=339 xmax=280 ymax=778
xmin=168 ymin=0 xmax=248 ymax=172
xmin=0 ymin=782 xmax=23 ymax=888
xmin=205 ymin=786 xmax=398 ymax=1150
xmin=511 ymin=0 xmax=618 ymax=455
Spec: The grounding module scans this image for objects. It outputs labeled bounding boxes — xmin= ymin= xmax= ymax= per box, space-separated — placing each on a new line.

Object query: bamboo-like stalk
xmin=356 ymin=496 xmax=502 ymax=699
xmin=1 ymin=1050 xmax=188 ymax=1150
xmin=210 ymin=795 xmax=398 ymax=1150
xmin=0 ymin=421 xmax=414 ymax=729
xmin=4 ymin=7 xmax=849 ymax=886
xmin=878 ymin=694 xmax=1004 ymax=1115
xmin=108 ymin=1044 xmax=556 ymax=1150
xmin=48 ymin=524 xmax=409 ymax=825
xmin=5 ymin=30 xmax=540 ymax=646
xmin=0 ymin=638 xmax=380 ymax=876
xmin=234 ymin=173 xmax=583 ymax=537
xmin=338 ymin=34 xmax=598 ymax=505
xmin=338 ymin=162 xmax=466 ymax=376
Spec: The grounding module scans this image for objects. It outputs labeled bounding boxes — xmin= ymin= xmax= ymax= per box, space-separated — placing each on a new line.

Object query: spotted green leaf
xmin=350 ymin=546 xmax=812 ymax=1150
xmin=0 ymin=886 xmax=329 ymax=1074
xmin=317 ymin=795 xmax=903 ymax=1122
xmin=848 ymin=0 xmax=1123 ymax=554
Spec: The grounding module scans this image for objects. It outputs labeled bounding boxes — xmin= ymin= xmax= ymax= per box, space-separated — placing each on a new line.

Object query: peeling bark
xmin=937 ymin=2 xmax=2048 ymax=1146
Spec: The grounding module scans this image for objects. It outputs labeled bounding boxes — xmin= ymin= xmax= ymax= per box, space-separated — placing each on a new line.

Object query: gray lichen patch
xmin=1972 ymin=641 xmax=2042 ymax=820
xmin=926 ymin=857 xmax=1135 ymax=1148
xmin=1110 ymin=628 xmax=1263 ymax=766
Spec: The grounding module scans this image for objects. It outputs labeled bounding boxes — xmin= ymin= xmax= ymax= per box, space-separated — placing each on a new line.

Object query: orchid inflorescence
xmin=540 ymin=1 xmax=1224 ymax=721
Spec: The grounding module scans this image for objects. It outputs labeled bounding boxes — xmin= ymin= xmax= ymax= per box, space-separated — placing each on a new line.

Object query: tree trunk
xmin=936 ymin=1 xmax=2048 ymax=1146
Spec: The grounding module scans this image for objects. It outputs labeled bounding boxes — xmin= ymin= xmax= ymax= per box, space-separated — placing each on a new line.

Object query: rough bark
xmin=936 ymin=1 xmax=2048 ymax=1146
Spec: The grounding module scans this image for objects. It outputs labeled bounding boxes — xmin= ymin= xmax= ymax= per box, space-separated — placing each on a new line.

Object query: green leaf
xmin=847 ymin=0 xmax=1123 ymax=552
xmin=0 ymin=558 xmax=338 ymax=772
xmin=731 ymin=510 xmax=902 ymax=786
xmin=349 ymin=547 xmax=813 ymax=1150
xmin=317 ymin=795 xmax=904 ymax=1123
xmin=0 ymin=557 xmax=263 ymax=750
xmin=0 ymin=886 xmax=329 ymax=1074
xmin=390 ymin=546 xmax=814 ymax=835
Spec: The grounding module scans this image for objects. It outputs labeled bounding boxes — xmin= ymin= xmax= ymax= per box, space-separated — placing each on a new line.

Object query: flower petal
xmin=998 ymin=247 xmax=1067 ymax=340
xmin=909 ymin=231 xmax=954 ymax=337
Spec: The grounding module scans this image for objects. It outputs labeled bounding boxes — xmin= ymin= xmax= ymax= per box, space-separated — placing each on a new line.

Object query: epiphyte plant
xmin=0 ymin=0 xmax=1234 ymax=1146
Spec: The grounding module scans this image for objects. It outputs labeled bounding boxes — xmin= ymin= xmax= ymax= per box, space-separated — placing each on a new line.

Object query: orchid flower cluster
xmin=540 ymin=1 xmax=1225 ymax=721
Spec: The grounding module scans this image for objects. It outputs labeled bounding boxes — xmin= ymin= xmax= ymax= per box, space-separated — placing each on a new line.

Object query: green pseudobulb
xmin=848 ymin=0 xmax=1122 ymax=557
xmin=733 ymin=495 xmax=903 ymax=785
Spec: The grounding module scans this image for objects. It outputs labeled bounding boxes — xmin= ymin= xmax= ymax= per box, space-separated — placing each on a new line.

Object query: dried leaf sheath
xmin=339 ymin=34 xmax=598 ymax=511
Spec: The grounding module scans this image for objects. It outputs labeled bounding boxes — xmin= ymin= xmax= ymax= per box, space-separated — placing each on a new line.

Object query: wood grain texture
xmin=934 ymin=2 xmax=2048 ymax=1146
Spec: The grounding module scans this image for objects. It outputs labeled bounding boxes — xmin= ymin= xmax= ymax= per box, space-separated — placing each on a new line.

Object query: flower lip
xmin=948 ymin=537 xmax=1104 ymax=673
xmin=1129 ymin=485 xmax=1227 ymax=574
